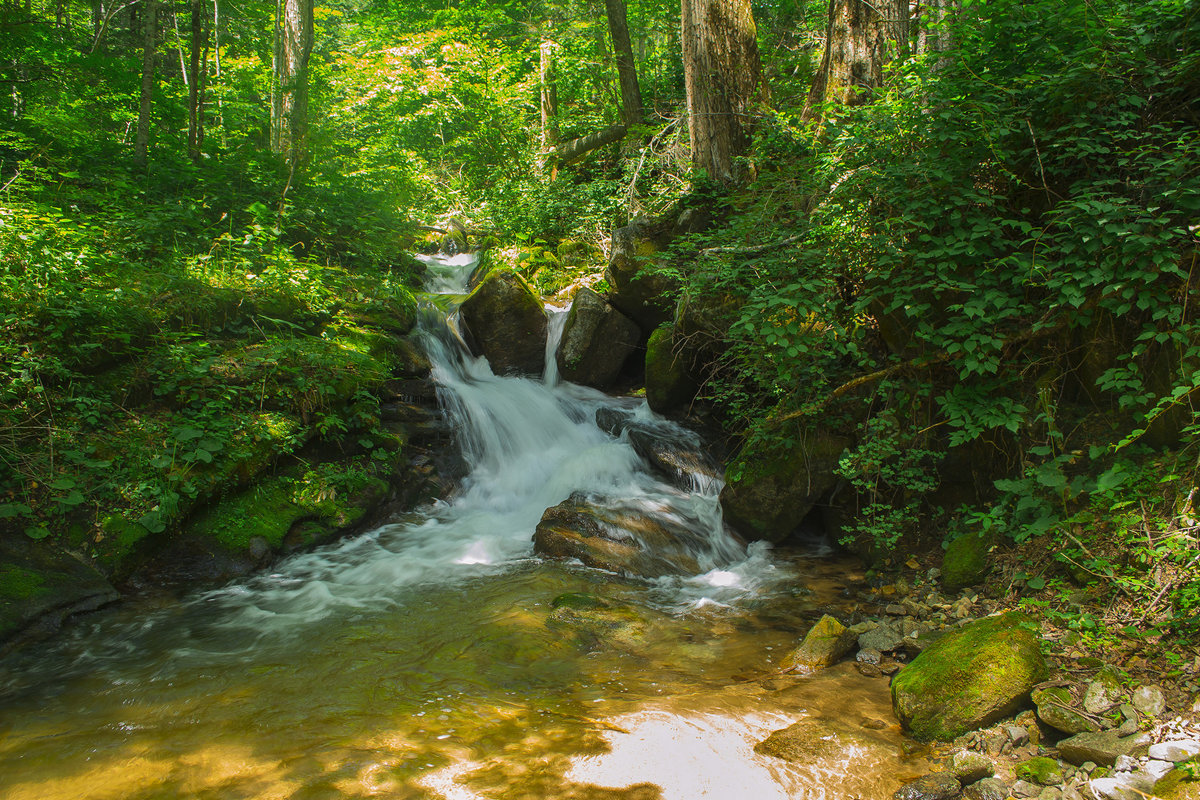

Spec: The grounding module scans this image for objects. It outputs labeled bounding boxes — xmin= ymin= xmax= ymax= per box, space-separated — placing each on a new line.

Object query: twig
xmin=1138 ymin=552 xmax=1200 ymax=626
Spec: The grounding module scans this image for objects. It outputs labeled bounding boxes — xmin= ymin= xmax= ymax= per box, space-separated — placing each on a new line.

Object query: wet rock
xmin=1148 ymin=740 xmax=1200 ymax=762
xmin=942 ymin=532 xmax=990 ymax=592
xmin=857 ymin=647 xmax=884 ymax=665
xmin=781 ymin=614 xmax=857 ymax=673
xmin=891 ymin=612 xmax=1048 ymax=741
xmin=546 ymin=593 xmax=651 ymax=652
xmin=1016 ymin=756 xmax=1064 ymax=786
xmin=963 ymin=777 xmax=1008 ymax=800
xmin=1131 ymin=685 xmax=1166 ymax=718
xmin=532 ymin=493 xmax=702 ymax=578
xmin=459 ymin=270 xmax=548 ymax=376
xmin=719 ymin=427 xmax=851 ymax=543
xmin=0 ymin=536 xmax=119 ymax=646
xmin=594 ymin=410 xmax=721 ymax=491
xmin=556 ymin=288 xmax=641 ymax=389
xmin=1034 ymin=685 xmax=1097 ymax=735
xmin=860 ymin=621 xmax=906 ymax=653
xmin=644 ymin=323 xmax=700 ymax=414
xmin=948 ymin=750 xmax=995 ymax=783
xmin=893 ymin=772 xmax=962 ymax=800
xmin=1057 ymin=731 xmax=1151 ymax=766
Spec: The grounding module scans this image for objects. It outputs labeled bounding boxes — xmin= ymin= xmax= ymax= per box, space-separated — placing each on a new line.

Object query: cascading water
xmin=0 ymin=253 xmax=926 ymax=800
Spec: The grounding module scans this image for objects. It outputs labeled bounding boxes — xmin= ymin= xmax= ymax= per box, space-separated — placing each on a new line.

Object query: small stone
xmin=856 ymin=662 xmax=884 ymax=678
xmin=1081 ymin=762 xmax=1097 ymax=774
xmin=1007 ymin=725 xmax=1031 ymax=746
xmin=1139 ymin=759 xmax=1175 ymax=783
xmin=886 ymin=603 xmax=908 ymax=616
xmin=1131 ymin=685 xmax=1166 ymax=718
xmin=859 ymin=621 xmax=905 ymax=652
xmin=1011 ymin=779 xmax=1043 ymax=797
xmin=1088 ymin=777 xmax=1139 ymax=800
xmin=861 ymin=718 xmax=888 ymax=730
xmin=963 ymin=777 xmax=1008 ymax=800
xmin=857 ymin=647 xmax=883 ymax=664
xmin=949 ymin=750 xmax=995 ymax=783
xmin=1114 ymin=718 xmax=1138 ymax=737
xmin=1113 ymin=755 xmax=1137 ymax=772
xmin=928 ymin=567 xmax=942 ymax=581
xmin=1147 ymin=739 xmax=1200 ymax=762
xmin=982 ymin=729 xmax=1007 ymax=757
xmin=1037 ymin=788 xmax=1062 ymax=800
xmin=893 ymin=772 xmax=962 ymax=800
xmin=1060 ymin=786 xmax=1085 ymax=800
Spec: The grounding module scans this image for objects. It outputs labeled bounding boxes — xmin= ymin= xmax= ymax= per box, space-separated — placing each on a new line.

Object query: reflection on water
xmin=0 ymin=253 xmax=927 ymax=799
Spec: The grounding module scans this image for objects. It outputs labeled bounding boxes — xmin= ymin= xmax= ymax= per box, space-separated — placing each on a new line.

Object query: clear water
xmin=0 ymin=254 xmax=926 ymax=799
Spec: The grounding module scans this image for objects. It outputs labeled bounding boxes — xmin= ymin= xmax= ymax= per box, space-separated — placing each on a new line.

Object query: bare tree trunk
xmin=804 ymin=0 xmax=908 ymax=123
xmin=681 ymin=0 xmax=766 ymax=183
xmin=187 ymin=0 xmax=206 ymax=161
xmin=604 ymin=0 xmax=644 ymax=126
xmin=270 ymin=0 xmax=313 ymax=167
xmin=538 ymin=38 xmax=558 ymax=174
xmin=133 ymin=0 xmax=157 ymax=169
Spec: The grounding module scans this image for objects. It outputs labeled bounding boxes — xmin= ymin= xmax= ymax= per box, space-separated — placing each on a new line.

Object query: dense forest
xmin=1 ymin=0 xmax=1198 ymax=679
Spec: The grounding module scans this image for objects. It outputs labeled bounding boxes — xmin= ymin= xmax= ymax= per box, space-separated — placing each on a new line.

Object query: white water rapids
xmin=0 ymin=253 xmax=926 ymax=800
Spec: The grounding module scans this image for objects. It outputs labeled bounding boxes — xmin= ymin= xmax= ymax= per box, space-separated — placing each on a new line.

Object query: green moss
xmin=891 ymin=612 xmax=1048 ymax=741
xmin=943 ymin=531 xmax=991 ymax=592
xmin=0 ymin=565 xmax=48 ymax=601
xmin=645 ymin=323 xmax=697 ymax=413
xmin=1016 ymin=756 xmax=1064 ymax=786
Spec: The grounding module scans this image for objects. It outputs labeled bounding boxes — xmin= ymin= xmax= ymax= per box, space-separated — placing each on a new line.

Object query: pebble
xmin=1131 ymin=685 xmax=1165 ymax=718
xmin=963 ymin=777 xmax=1008 ymax=800
xmin=1037 ymin=788 xmax=1062 ymax=800
xmin=948 ymin=750 xmax=995 ymax=783
xmin=1006 ymin=725 xmax=1030 ymax=746
xmin=1084 ymin=681 xmax=1117 ymax=715
xmin=1147 ymin=739 xmax=1200 ymax=762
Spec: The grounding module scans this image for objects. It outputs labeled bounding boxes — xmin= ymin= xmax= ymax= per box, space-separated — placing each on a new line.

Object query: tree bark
xmin=538 ymin=38 xmax=558 ymax=174
xmin=680 ymin=0 xmax=766 ymax=184
xmin=133 ymin=0 xmax=156 ymax=169
xmin=554 ymin=124 xmax=627 ymax=165
xmin=805 ymin=0 xmax=905 ymax=120
xmin=604 ymin=0 xmax=644 ymax=126
xmin=916 ymin=0 xmax=958 ymax=65
xmin=186 ymin=0 xmax=204 ymax=161
xmin=270 ymin=0 xmax=313 ymax=167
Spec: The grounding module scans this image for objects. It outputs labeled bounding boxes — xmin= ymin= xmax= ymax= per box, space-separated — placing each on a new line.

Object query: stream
xmin=0 ymin=254 xmax=928 ymax=800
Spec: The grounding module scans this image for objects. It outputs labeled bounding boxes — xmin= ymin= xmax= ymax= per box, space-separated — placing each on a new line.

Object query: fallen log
xmin=553 ymin=124 xmax=628 ymax=165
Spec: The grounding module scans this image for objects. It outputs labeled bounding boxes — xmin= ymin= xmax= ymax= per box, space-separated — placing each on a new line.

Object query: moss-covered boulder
xmin=782 ymin=614 xmax=857 ymax=673
xmin=1033 ymin=685 xmax=1097 ymax=734
xmin=644 ymin=323 xmax=699 ymax=413
xmin=605 ymin=219 xmax=677 ymax=331
xmin=556 ymin=288 xmax=641 ymax=388
xmin=720 ymin=428 xmax=851 ymax=543
xmin=1015 ymin=756 xmax=1064 ymax=786
xmin=942 ymin=532 xmax=991 ymax=592
xmin=459 ymin=270 xmax=548 ymax=376
xmin=891 ymin=612 xmax=1048 ymax=741
xmin=0 ymin=536 xmax=118 ymax=643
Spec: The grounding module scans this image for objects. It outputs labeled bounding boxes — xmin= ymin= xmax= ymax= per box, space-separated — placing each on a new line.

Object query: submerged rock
xmin=893 ymin=772 xmax=963 ymax=800
xmin=891 ymin=612 xmax=1047 ymax=741
xmin=755 ymin=716 xmax=893 ymax=764
xmin=459 ymin=270 xmax=548 ymax=376
xmin=594 ymin=407 xmax=721 ymax=491
xmin=0 ymin=536 xmax=118 ymax=645
xmin=556 ymin=288 xmax=640 ymax=389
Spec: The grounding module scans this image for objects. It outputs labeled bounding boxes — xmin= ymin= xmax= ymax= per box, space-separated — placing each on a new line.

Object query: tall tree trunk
xmin=681 ymin=0 xmax=766 ymax=183
xmin=917 ymin=0 xmax=958 ymax=64
xmin=270 ymin=0 xmax=313 ymax=167
xmin=187 ymin=0 xmax=205 ymax=161
xmin=604 ymin=0 xmax=644 ymax=126
xmin=134 ymin=0 xmax=157 ymax=169
xmin=804 ymin=0 xmax=907 ymax=122
xmin=538 ymin=37 xmax=558 ymax=174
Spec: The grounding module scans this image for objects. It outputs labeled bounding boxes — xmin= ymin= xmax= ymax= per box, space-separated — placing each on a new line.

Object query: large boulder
xmin=459 ymin=270 xmax=548 ymax=376
xmin=556 ymin=288 xmax=641 ymax=388
xmin=605 ymin=219 xmax=677 ymax=331
xmin=891 ymin=612 xmax=1048 ymax=741
xmin=720 ymin=428 xmax=852 ymax=543
xmin=594 ymin=407 xmax=721 ymax=491
xmin=0 ymin=536 xmax=118 ymax=645
xmin=532 ymin=493 xmax=702 ymax=578
xmin=644 ymin=324 xmax=699 ymax=414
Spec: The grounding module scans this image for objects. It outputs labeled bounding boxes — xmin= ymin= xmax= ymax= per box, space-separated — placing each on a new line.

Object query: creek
xmin=0 ymin=254 xmax=927 ymax=799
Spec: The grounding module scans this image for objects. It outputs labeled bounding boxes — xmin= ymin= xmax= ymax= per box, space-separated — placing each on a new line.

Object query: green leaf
xmin=173 ymin=427 xmax=204 ymax=442
xmin=0 ymin=503 xmax=32 ymax=519
xmin=59 ymin=490 xmax=86 ymax=507
xmin=25 ymin=526 xmax=51 ymax=540
xmin=48 ymin=477 xmax=77 ymax=490
xmin=1026 ymin=575 xmax=1046 ymax=590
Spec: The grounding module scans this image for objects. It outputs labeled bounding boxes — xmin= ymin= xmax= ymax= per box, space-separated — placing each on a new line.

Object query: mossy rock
xmin=782 ymin=614 xmax=857 ymax=673
xmin=605 ymin=219 xmax=677 ymax=331
xmin=0 ymin=536 xmax=117 ymax=643
xmin=459 ymin=270 xmax=548 ymax=376
xmin=1033 ymin=685 xmax=1097 ymax=735
xmin=556 ymin=288 xmax=641 ymax=389
xmin=644 ymin=323 xmax=698 ymax=413
xmin=1015 ymin=756 xmax=1064 ymax=786
xmin=891 ymin=611 xmax=1048 ymax=741
xmin=720 ymin=427 xmax=851 ymax=543
xmin=1154 ymin=765 xmax=1200 ymax=799
xmin=942 ymin=531 xmax=991 ymax=592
